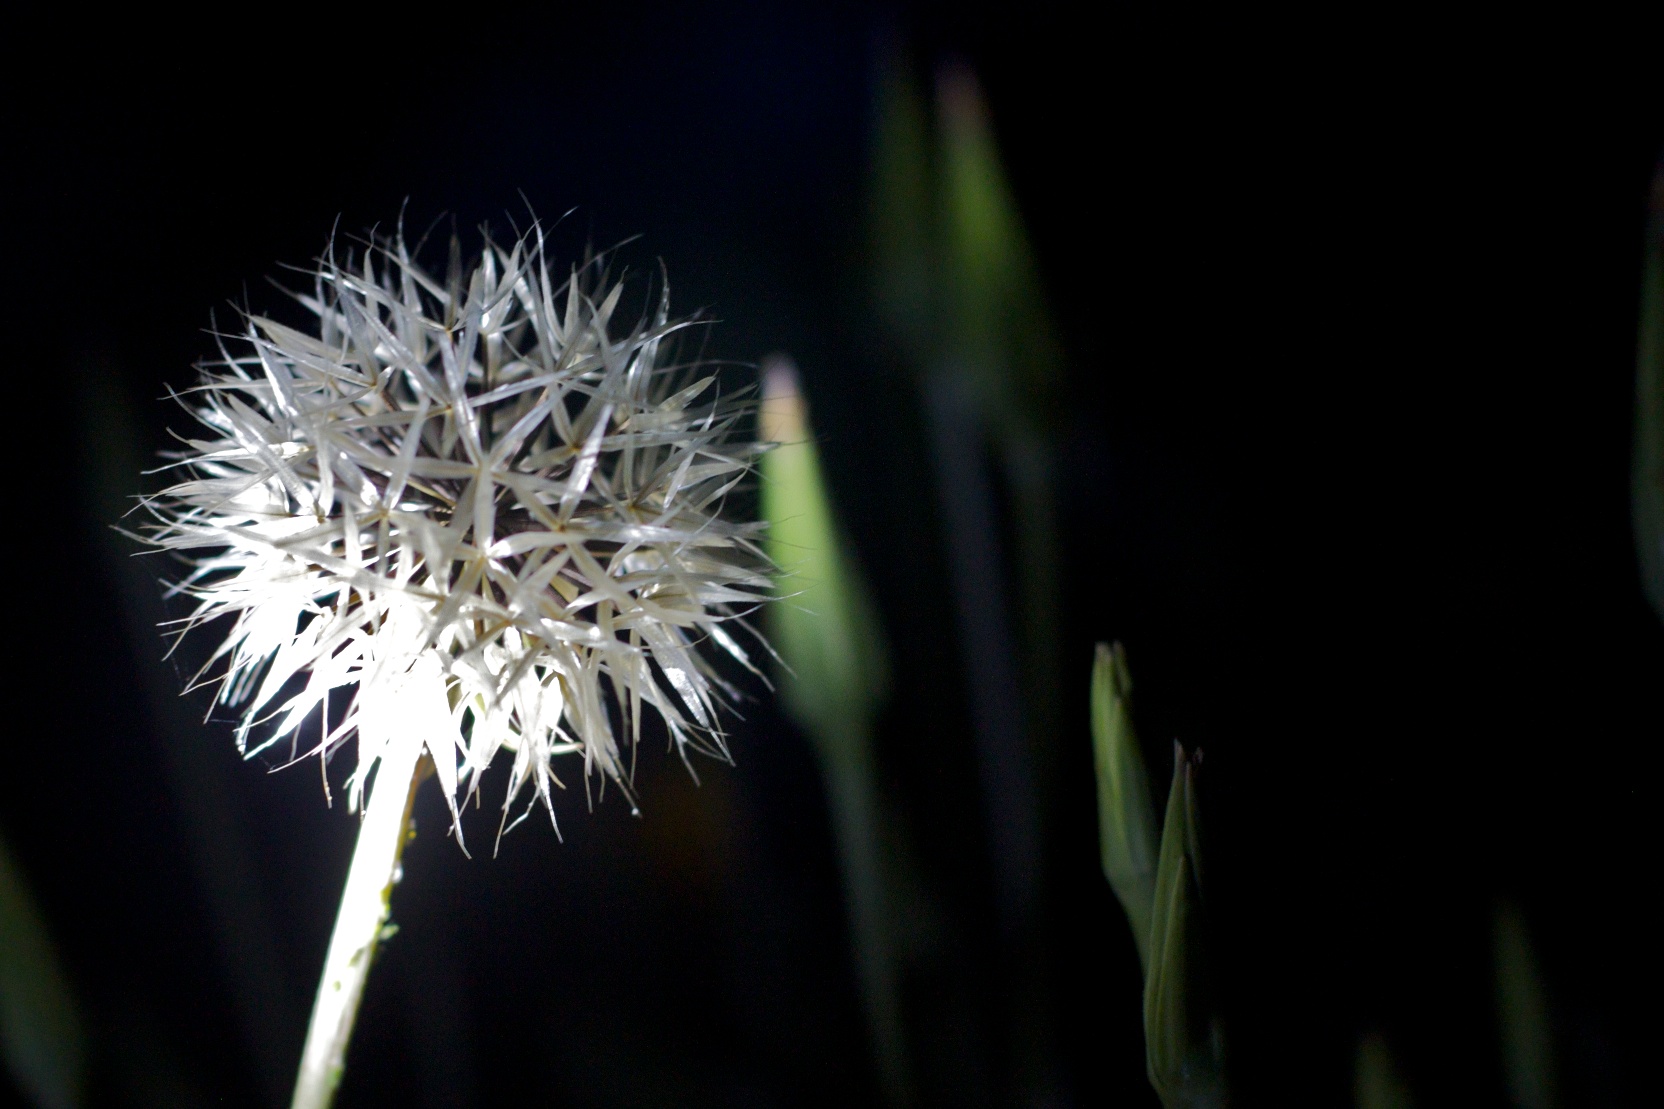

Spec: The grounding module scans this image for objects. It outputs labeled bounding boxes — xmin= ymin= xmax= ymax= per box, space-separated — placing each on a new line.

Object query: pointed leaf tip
xmin=1090 ymin=641 xmax=1159 ymax=971
xmin=1144 ymin=742 xmax=1226 ymax=1107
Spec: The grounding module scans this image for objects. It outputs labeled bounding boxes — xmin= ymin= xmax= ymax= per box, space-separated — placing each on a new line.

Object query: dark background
xmin=3 ymin=7 xmax=1660 ymax=1106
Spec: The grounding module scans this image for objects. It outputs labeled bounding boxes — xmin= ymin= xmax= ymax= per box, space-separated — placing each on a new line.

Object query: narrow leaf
xmin=1090 ymin=641 xmax=1160 ymax=971
xmin=1144 ymin=745 xmax=1226 ymax=1108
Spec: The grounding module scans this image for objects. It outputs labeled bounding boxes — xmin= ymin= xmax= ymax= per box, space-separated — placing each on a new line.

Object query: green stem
xmin=290 ymin=738 xmax=424 ymax=1109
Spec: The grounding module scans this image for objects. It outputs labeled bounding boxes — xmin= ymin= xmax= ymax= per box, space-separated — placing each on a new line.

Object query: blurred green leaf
xmin=0 ymin=834 xmax=85 ymax=1109
xmin=937 ymin=63 xmax=1063 ymax=438
xmin=936 ymin=63 xmax=1066 ymax=773
xmin=869 ymin=47 xmax=1066 ymax=1104
xmin=1144 ymin=746 xmax=1225 ymax=1108
xmin=1353 ymin=1033 xmax=1414 ymax=1109
xmin=1493 ymin=902 xmax=1555 ymax=1109
xmin=758 ymin=358 xmax=889 ymax=750
xmin=870 ymin=38 xmax=934 ymax=364
xmin=1633 ymin=161 xmax=1664 ymax=625
xmin=759 ymin=357 xmax=907 ymax=1104
xmin=1090 ymin=642 xmax=1160 ymax=971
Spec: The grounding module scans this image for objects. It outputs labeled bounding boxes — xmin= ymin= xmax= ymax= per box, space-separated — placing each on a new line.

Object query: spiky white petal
xmin=144 ymin=225 xmax=770 ymax=842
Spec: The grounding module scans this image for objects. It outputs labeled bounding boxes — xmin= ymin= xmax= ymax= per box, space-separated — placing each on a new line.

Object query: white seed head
xmin=143 ymin=223 xmax=771 ymax=843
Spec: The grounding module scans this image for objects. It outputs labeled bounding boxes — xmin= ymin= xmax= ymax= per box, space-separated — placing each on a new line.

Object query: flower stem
xmin=290 ymin=738 xmax=425 ymax=1109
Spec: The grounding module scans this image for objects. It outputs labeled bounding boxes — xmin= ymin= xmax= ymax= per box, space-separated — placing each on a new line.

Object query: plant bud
xmin=1144 ymin=744 xmax=1227 ymax=1107
xmin=1090 ymin=642 xmax=1159 ymax=969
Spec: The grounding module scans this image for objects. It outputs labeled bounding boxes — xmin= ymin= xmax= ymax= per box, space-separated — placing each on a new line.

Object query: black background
xmin=3 ymin=6 xmax=1660 ymax=1106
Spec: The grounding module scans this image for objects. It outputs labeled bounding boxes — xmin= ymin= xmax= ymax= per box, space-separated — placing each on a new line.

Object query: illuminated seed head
xmin=144 ymin=222 xmax=772 ymax=844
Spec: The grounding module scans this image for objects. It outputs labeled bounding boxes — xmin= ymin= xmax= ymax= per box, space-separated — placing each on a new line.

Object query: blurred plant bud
xmin=1090 ymin=642 xmax=1159 ymax=970
xmin=1144 ymin=743 xmax=1226 ymax=1108
xmin=758 ymin=357 xmax=890 ymax=752
xmin=937 ymin=62 xmax=1063 ymax=441
xmin=759 ymin=356 xmax=908 ymax=1103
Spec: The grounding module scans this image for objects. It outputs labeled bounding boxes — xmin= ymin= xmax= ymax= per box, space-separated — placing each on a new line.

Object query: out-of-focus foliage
xmin=862 ymin=41 xmax=1072 ymax=1105
xmin=1144 ymin=745 xmax=1226 ymax=1108
xmin=870 ymin=45 xmax=1064 ymax=423
xmin=937 ymin=64 xmax=1063 ymax=440
xmin=1634 ymin=160 xmax=1664 ymax=625
xmin=1353 ymin=1033 xmax=1415 ymax=1109
xmin=0 ymin=834 xmax=85 ymax=1109
xmin=930 ymin=62 xmax=1065 ymax=784
xmin=1493 ymin=903 xmax=1556 ymax=1109
xmin=758 ymin=358 xmax=890 ymax=747
xmin=759 ymin=357 xmax=905 ymax=1103
xmin=870 ymin=40 xmax=1063 ymax=910
xmin=869 ymin=43 xmax=933 ymax=366
xmin=1090 ymin=642 xmax=1159 ymax=971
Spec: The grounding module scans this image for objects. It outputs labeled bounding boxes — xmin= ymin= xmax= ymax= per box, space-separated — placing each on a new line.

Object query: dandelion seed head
xmin=144 ymin=220 xmax=771 ymax=841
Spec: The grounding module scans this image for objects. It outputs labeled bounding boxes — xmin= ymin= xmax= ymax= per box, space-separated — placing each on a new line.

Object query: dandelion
xmin=141 ymin=219 xmax=771 ymax=1109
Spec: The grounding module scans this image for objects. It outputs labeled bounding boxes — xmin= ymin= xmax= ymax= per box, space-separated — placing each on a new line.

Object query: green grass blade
xmin=1090 ymin=643 xmax=1159 ymax=971
xmin=1143 ymin=746 xmax=1226 ymax=1107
